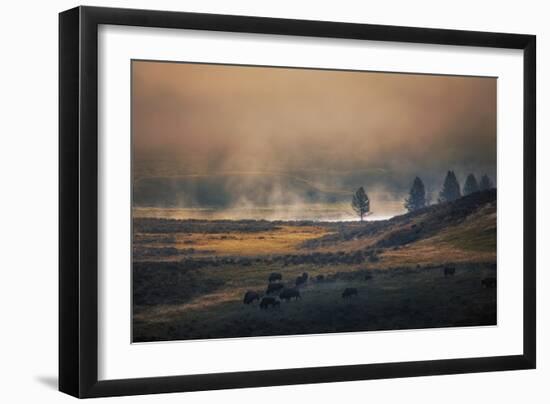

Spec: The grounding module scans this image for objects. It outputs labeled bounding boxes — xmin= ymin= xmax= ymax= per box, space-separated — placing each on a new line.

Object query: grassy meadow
xmin=132 ymin=190 xmax=497 ymax=342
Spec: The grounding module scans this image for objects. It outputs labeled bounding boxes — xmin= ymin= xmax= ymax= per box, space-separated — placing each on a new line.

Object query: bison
xmin=266 ymin=282 xmax=284 ymax=294
xmin=279 ymin=288 xmax=301 ymax=301
xmin=481 ymin=277 xmax=497 ymax=288
xmin=260 ymin=296 xmax=280 ymax=309
xmin=443 ymin=266 xmax=456 ymax=277
xmin=243 ymin=290 xmax=260 ymax=305
xmin=268 ymin=272 xmax=282 ymax=283
xmin=295 ymin=272 xmax=309 ymax=287
xmin=342 ymin=287 xmax=358 ymax=298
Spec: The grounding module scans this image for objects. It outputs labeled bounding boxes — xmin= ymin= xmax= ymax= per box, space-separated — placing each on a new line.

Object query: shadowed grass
xmin=133 ymin=263 xmax=496 ymax=342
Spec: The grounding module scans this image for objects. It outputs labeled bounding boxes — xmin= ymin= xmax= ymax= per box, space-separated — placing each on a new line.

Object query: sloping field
xmin=132 ymin=190 xmax=497 ymax=341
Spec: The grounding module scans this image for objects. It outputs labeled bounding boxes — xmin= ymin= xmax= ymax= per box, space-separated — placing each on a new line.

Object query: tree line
xmin=351 ymin=172 xmax=494 ymax=221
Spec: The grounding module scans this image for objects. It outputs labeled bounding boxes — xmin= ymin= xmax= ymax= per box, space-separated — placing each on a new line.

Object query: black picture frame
xmin=59 ymin=5 xmax=536 ymax=398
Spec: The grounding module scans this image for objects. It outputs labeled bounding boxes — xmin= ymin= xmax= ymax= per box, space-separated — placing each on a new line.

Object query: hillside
xmin=302 ymin=189 xmax=496 ymax=267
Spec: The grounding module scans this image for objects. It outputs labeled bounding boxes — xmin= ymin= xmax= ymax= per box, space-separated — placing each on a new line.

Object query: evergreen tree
xmin=351 ymin=186 xmax=370 ymax=222
xmin=404 ymin=176 xmax=426 ymax=212
xmin=438 ymin=171 xmax=461 ymax=203
xmin=479 ymin=174 xmax=494 ymax=190
xmin=463 ymin=174 xmax=479 ymax=195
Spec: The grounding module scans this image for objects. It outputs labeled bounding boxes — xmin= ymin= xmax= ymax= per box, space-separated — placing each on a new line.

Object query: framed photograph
xmin=59 ymin=6 xmax=536 ymax=398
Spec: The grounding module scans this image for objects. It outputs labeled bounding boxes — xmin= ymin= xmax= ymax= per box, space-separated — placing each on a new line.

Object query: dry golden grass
xmin=308 ymin=205 xmax=496 ymax=267
xmin=435 ymin=204 xmax=496 ymax=251
xmin=134 ymin=289 xmax=245 ymax=323
xmin=158 ymin=225 xmax=331 ymax=256
xmin=311 ymin=215 xmax=429 ymax=254
xmin=379 ymin=239 xmax=495 ymax=268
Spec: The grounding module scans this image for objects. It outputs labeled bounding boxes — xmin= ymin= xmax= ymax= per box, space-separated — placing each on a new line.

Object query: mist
xmin=132 ymin=61 xmax=496 ymax=219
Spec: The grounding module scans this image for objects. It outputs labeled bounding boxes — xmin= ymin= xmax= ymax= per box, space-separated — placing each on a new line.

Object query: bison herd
xmin=243 ymin=267 xmax=496 ymax=310
xmin=243 ymin=271 xmax=359 ymax=310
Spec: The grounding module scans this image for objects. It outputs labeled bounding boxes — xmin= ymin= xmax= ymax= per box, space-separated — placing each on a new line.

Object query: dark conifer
xmin=404 ymin=176 xmax=426 ymax=212
xmin=463 ymin=174 xmax=480 ymax=195
xmin=351 ymin=187 xmax=370 ymax=221
xmin=438 ymin=171 xmax=461 ymax=203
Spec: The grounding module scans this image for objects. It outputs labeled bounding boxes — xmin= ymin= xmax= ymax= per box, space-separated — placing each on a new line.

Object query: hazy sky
xmin=132 ymin=60 xmax=496 ymax=198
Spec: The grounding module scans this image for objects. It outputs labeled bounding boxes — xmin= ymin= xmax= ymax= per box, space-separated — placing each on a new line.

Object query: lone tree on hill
xmin=352 ymin=186 xmax=370 ymax=222
xmin=463 ymin=174 xmax=480 ymax=195
xmin=479 ymin=174 xmax=494 ymax=191
xmin=439 ymin=171 xmax=461 ymax=203
xmin=404 ymin=176 xmax=426 ymax=212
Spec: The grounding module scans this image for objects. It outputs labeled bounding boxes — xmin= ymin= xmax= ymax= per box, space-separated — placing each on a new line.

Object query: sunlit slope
xmin=304 ymin=189 xmax=496 ymax=266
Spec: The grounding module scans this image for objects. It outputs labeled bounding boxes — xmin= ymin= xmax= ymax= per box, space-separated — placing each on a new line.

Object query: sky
xmin=132 ymin=60 xmax=496 ymax=210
